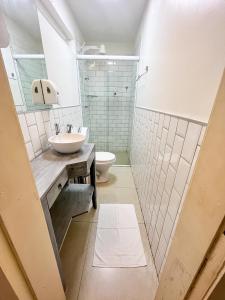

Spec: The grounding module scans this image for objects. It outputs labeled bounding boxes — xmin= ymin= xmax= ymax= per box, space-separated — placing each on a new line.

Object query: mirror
xmin=0 ymin=0 xmax=50 ymax=112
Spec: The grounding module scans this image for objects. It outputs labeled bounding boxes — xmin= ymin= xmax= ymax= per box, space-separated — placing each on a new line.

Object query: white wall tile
xmin=151 ymin=209 xmax=158 ymax=229
xmin=130 ymin=107 xmax=206 ymax=276
xmin=160 ymin=190 xmax=170 ymax=218
xmin=170 ymin=135 xmax=184 ymax=170
xmin=162 ymin=145 xmax=172 ymax=173
xmin=167 ymin=117 xmax=178 ymax=147
xmin=160 ymin=128 xmax=168 ymax=154
xmin=42 ymin=110 xmax=50 ymax=122
xmin=18 ymin=106 xmax=82 ymax=160
xmin=179 ymin=184 xmax=189 ymax=216
xmin=25 ymin=142 xmax=35 ymax=160
xmin=156 ymin=153 xmax=163 ymax=177
xmin=81 ymin=60 xmax=135 ymax=151
xmin=182 ymin=123 xmax=202 ymax=163
xmin=53 ymin=109 xmax=59 ymax=119
xmin=168 ymin=188 xmax=181 ymax=221
xmin=176 ymin=119 xmax=188 ymax=137
xmin=155 ymin=249 xmax=162 ymax=274
xmin=18 ymin=114 xmax=30 ymax=143
xmin=164 ymin=166 xmax=176 ymax=195
xmin=158 ymin=171 xmax=166 ymax=196
xmin=157 ymin=114 xmax=164 ymax=138
xmin=40 ymin=135 xmax=49 ymax=151
xmin=163 ymin=115 xmax=170 ymax=129
xmin=154 ymin=193 xmax=162 ymax=216
xmin=44 ymin=121 xmax=53 ymax=138
xmin=163 ymin=213 xmax=173 ymax=242
xmin=28 ymin=125 xmax=41 ymax=153
xmin=25 ymin=112 xmax=36 ymax=126
xmin=148 ymin=225 xmax=154 ymax=242
xmin=151 ymin=230 xmax=159 ymax=257
xmin=174 ymin=158 xmax=190 ymax=196
xmin=198 ymin=126 xmax=206 ymax=146
xmin=187 ymin=146 xmax=200 ymax=184
xmin=156 ymin=211 xmax=164 ymax=235
xmin=155 ymin=235 xmax=167 ymax=274
xmin=35 ymin=112 xmax=45 ymax=136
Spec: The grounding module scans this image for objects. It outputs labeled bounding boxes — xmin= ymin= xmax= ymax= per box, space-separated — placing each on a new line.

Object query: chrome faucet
xmin=66 ymin=124 xmax=73 ymax=133
xmin=55 ymin=123 xmax=60 ymax=135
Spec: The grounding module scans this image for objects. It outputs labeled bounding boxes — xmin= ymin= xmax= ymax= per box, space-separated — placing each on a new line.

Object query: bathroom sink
xmin=48 ymin=133 xmax=85 ymax=154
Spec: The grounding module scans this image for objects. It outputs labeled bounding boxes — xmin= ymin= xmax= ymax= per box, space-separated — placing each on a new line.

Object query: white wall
xmin=38 ymin=10 xmax=80 ymax=107
xmin=50 ymin=0 xmax=84 ymax=50
xmin=5 ymin=17 xmax=43 ymax=54
xmin=136 ymin=0 xmax=225 ymax=123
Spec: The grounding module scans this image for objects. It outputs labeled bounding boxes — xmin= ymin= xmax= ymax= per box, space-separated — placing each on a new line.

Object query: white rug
xmin=93 ymin=204 xmax=147 ymax=268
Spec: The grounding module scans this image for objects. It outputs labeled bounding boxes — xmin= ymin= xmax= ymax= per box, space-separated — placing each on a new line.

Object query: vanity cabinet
xmin=31 ymin=143 xmax=97 ymax=288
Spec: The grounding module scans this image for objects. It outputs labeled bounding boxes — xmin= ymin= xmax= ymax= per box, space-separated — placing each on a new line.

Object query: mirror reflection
xmin=0 ymin=0 xmax=50 ymax=111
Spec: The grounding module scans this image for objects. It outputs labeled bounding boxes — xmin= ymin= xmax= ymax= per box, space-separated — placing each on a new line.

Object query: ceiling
xmin=67 ymin=0 xmax=147 ymax=43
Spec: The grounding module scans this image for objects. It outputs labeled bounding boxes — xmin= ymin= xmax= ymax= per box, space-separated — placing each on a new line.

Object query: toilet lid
xmin=96 ymin=152 xmax=116 ymax=163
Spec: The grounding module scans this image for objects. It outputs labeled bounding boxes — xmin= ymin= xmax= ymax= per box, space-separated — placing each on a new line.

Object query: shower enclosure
xmin=78 ymin=57 xmax=137 ymax=165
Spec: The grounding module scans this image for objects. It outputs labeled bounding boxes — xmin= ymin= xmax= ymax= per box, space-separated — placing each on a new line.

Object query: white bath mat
xmin=93 ymin=204 xmax=147 ymax=268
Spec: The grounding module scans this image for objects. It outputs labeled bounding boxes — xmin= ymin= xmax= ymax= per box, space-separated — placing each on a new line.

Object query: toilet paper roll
xmin=41 ymin=79 xmax=59 ymax=104
xmin=32 ymin=79 xmax=44 ymax=104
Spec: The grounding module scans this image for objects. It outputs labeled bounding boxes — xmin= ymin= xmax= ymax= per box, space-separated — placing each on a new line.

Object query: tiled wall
xmin=130 ymin=107 xmax=206 ymax=276
xmin=79 ymin=60 xmax=136 ymax=153
xmin=18 ymin=106 xmax=83 ymax=161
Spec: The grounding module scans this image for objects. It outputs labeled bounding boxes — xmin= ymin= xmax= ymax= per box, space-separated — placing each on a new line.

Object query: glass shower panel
xmin=107 ymin=60 xmax=136 ymax=164
xmin=79 ymin=59 xmax=137 ymax=165
xmin=79 ymin=60 xmax=109 ymax=151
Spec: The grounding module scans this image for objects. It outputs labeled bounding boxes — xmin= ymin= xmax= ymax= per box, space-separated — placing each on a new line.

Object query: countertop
xmin=31 ymin=143 xmax=95 ymax=200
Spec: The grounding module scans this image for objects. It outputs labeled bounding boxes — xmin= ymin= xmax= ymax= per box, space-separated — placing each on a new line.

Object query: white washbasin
xmin=48 ymin=133 xmax=85 ymax=154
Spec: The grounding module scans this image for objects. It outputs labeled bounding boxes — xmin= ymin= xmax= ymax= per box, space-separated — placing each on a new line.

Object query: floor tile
xmin=113 ymin=151 xmax=130 ymax=165
xmin=98 ymin=166 xmax=135 ymax=188
xmin=74 ymin=187 xmax=144 ymax=224
xmin=97 ymin=186 xmax=139 ymax=204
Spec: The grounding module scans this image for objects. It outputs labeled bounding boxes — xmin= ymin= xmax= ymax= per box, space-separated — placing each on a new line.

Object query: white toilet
xmin=79 ymin=128 xmax=116 ymax=183
xmin=96 ymin=152 xmax=116 ymax=183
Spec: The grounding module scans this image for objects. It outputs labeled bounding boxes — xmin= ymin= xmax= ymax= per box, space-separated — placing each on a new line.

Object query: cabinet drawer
xmin=46 ymin=169 xmax=68 ymax=209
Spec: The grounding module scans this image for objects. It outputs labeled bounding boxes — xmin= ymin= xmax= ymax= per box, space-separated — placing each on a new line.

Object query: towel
xmin=93 ymin=204 xmax=147 ymax=268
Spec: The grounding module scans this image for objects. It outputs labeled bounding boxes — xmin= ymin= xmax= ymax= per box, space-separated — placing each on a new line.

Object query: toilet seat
xmin=96 ymin=152 xmax=116 ymax=164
